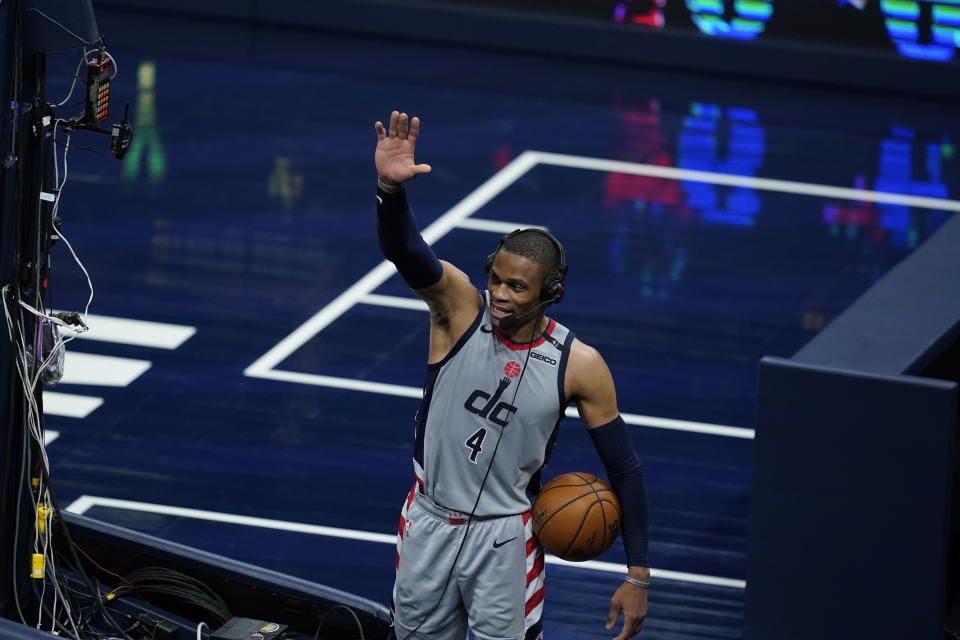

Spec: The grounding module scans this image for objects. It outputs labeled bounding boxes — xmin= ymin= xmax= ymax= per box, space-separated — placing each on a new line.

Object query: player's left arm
xmin=567 ymin=339 xmax=650 ymax=640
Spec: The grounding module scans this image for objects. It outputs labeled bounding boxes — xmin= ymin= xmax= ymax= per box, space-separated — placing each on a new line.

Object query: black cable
xmin=126 ymin=566 xmax=231 ymax=618
xmin=53 ymin=139 xmax=110 ymax=155
xmin=10 ymin=299 xmax=36 ymax=626
xmin=398 ymin=313 xmax=539 ymax=640
xmin=313 ymin=605 xmax=365 ymax=640
xmin=123 ymin=567 xmax=231 ymax=626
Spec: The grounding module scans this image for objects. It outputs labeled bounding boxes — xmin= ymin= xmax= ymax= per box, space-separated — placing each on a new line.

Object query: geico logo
xmin=530 ymin=352 xmax=557 ymax=366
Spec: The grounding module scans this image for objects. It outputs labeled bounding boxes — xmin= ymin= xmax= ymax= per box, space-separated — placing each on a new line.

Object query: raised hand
xmin=374 ymin=111 xmax=432 ymax=186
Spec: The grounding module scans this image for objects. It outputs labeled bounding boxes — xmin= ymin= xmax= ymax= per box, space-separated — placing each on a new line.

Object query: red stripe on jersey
xmin=525 ymin=585 xmax=546 ymax=616
xmin=522 ymin=511 xmax=532 ymax=526
xmin=395 ymin=551 xmax=400 ymax=569
xmin=398 ymin=515 xmax=406 ymax=539
xmin=493 ymin=319 xmax=557 ymax=351
xmin=406 ymin=485 xmax=417 ymax=509
xmin=526 ymin=537 xmax=538 ymax=557
xmin=526 ymin=552 xmax=544 ymax=587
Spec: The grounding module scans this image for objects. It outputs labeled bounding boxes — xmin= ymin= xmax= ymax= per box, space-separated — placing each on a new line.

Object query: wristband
xmin=377 ymin=177 xmax=403 ymax=194
xmin=624 ymin=576 xmax=650 ymax=589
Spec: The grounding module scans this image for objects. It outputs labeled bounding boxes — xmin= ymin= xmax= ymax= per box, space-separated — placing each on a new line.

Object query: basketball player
xmin=374 ymin=111 xmax=650 ymax=640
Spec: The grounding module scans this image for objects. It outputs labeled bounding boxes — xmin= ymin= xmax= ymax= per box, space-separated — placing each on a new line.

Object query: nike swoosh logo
xmin=376 ymin=195 xmax=383 ymax=205
xmin=480 ymin=324 xmax=493 ymax=334
xmin=492 ymin=537 xmax=517 ymax=549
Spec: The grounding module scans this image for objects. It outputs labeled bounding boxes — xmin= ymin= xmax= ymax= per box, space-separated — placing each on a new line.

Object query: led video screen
xmin=428 ymin=0 xmax=960 ymax=63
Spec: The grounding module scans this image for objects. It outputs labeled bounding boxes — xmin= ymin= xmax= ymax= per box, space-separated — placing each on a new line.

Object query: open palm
xmin=375 ymin=111 xmax=432 ymax=185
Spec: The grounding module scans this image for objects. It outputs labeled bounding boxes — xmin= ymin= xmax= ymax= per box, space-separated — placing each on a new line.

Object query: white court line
xmin=254 ymin=368 xmax=422 ymax=399
xmin=65 ymin=495 xmax=745 ymax=589
xmin=60 ymin=312 xmax=197 ymax=349
xmin=248 ymin=149 xmax=954 ymax=438
xmin=61 ymin=352 xmax=152 ymax=387
xmin=44 ymin=431 xmax=60 ymax=446
xmin=456 ymin=218 xmax=548 ymax=233
xmin=563 ymin=407 xmax=754 ymax=439
xmin=532 ymin=151 xmax=960 ymax=212
xmin=248 ymin=368 xmax=754 ymax=437
xmin=360 ymin=294 xmax=429 ymax=312
xmin=42 ymin=391 xmax=104 ymax=418
xmin=245 ymin=151 xmax=540 ymax=377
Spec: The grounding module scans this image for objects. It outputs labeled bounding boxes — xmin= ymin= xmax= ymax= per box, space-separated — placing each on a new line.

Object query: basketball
xmin=532 ymin=472 xmax=621 ymax=562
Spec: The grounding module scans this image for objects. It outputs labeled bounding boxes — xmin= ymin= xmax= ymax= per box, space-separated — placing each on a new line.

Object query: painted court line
xmin=245 ymin=151 xmax=540 ymax=376
xmin=65 ymin=495 xmax=745 ymax=589
xmin=65 ymin=312 xmax=197 ymax=350
xmin=60 ymin=352 xmax=152 ymax=387
xmin=254 ymin=368 xmax=422 ymax=399
xmin=360 ymin=294 xmax=429 ymax=312
xmin=44 ymin=430 xmax=60 ymax=446
xmin=42 ymin=392 xmax=104 ymax=419
xmin=247 ymin=148 xmax=958 ymax=439
xmin=249 ymin=368 xmax=754 ymax=437
xmin=456 ymin=218 xmax=548 ymax=233
xmin=532 ymin=151 xmax=960 ymax=212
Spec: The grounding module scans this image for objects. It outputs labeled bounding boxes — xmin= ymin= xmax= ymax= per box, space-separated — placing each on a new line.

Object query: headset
xmin=484 ymin=228 xmax=568 ymax=305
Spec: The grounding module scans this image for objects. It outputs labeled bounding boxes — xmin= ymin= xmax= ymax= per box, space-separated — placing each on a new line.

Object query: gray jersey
xmin=412 ymin=291 xmax=575 ymax=517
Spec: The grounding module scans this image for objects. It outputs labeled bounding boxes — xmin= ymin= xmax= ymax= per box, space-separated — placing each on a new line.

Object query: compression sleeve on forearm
xmin=376 ymin=184 xmax=443 ymax=290
xmin=588 ymin=416 xmax=650 ymax=567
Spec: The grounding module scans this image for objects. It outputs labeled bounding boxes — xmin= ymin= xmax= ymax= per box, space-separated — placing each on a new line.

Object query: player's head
xmin=483 ymin=229 xmax=567 ymax=331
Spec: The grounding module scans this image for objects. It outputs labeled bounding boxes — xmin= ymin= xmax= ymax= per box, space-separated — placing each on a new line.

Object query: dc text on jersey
xmin=464 ymin=376 xmax=518 ymax=428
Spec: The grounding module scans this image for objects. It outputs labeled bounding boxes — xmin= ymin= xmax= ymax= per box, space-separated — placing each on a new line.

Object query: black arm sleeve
xmin=588 ymin=415 xmax=650 ymax=567
xmin=376 ymin=185 xmax=443 ymax=290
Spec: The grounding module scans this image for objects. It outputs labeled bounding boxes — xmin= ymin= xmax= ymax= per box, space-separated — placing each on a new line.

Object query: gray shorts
xmin=391 ymin=485 xmax=545 ymax=640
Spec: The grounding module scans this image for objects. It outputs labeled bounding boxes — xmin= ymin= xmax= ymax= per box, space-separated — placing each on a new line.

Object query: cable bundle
xmin=123 ymin=567 xmax=232 ymax=627
xmin=2 ymin=42 xmax=128 ymax=640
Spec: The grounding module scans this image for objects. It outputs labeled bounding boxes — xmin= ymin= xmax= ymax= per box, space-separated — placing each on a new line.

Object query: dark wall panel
xmin=747 ymin=357 xmax=957 ymax=640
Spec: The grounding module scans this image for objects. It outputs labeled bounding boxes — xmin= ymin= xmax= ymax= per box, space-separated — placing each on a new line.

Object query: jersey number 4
xmin=465 ymin=428 xmax=487 ymax=463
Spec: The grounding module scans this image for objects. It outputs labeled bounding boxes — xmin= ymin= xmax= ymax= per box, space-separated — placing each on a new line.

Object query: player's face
xmin=486 ymin=251 xmax=547 ymax=329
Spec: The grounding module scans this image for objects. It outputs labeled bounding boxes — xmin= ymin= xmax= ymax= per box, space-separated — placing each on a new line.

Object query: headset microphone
xmin=498 ymin=299 xmax=555 ymax=332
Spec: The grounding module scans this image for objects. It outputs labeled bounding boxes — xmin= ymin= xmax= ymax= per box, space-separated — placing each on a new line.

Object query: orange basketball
xmin=532 ymin=472 xmax=621 ymax=561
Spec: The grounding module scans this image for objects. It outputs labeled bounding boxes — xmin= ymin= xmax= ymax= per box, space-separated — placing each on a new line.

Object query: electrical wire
xmin=124 ymin=567 xmax=232 ymax=626
xmin=314 ymin=605 xmax=365 ymax=640
xmin=54 ymin=49 xmax=88 ymax=107
xmin=398 ymin=309 xmax=539 ymax=640
xmin=2 ymin=132 xmax=93 ymax=640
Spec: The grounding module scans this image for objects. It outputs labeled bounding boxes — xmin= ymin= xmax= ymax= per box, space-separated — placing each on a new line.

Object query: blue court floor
xmin=39 ymin=10 xmax=960 ymax=639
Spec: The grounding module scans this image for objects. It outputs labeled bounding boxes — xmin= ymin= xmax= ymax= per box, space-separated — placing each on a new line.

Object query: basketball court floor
xmin=37 ymin=10 xmax=960 ymax=639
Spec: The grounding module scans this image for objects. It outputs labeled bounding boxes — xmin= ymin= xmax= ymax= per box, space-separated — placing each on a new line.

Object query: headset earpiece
xmin=541 ymin=275 xmax=566 ymax=304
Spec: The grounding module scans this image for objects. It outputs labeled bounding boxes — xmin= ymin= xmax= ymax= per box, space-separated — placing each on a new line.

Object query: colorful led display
xmin=553 ymin=0 xmax=960 ymax=63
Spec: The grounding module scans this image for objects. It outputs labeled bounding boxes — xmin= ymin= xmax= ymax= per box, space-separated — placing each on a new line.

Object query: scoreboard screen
xmin=428 ymin=0 xmax=960 ymax=63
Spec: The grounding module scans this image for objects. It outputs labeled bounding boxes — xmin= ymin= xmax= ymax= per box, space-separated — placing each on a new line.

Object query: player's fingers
xmin=409 ymin=116 xmax=421 ymax=144
xmin=606 ymin=603 xmax=619 ymax=630
xmin=612 ymin=620 xmax=642 ymax=640
xmin=375 ymin=121 xmax=386 ymax=140
xmin=413 ymin=163 xmax=432 ymax=175
xmin=399 ymin=112 xmax=409 ymax=138
xmin=388 ymin=111 xmax=399 ymax=137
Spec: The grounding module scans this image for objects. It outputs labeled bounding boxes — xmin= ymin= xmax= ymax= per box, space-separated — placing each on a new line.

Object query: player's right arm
xmin=374 ymin=111 xmax=482 ymax=360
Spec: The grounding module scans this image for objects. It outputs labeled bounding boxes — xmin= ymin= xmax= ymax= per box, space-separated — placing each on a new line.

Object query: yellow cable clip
xmin=37 ymin=505 xmax=51 ymax=534
xmin=30 ymin=554 xmax=44 ymax=579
